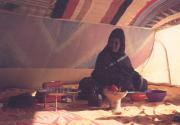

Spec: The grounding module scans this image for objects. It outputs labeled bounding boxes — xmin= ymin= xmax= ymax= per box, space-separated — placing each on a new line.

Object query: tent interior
xmin=0 ymin=0 xmax=180 ymax=125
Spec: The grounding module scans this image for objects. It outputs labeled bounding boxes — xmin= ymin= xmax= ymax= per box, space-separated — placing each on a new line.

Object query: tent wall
xmin=136 ymin=24 xmax=180 ymax=86
xmin=0 ymin=12 xmax=155 ymax=88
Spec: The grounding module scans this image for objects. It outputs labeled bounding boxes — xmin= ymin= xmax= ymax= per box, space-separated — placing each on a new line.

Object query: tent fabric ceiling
xmin=0 ymin=0 xmax=179 ymax=29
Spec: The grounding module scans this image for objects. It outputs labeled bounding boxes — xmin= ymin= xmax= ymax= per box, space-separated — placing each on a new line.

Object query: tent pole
xmin=157 ymin=40 xmax=172 ymax=85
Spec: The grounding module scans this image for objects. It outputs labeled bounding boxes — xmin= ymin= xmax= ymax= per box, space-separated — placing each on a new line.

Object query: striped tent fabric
xmin=0 ymin=0 xmax=156 ymax=26
xmin=67 ymin=0 xmax=130 ymax=24
xmin=50 ymin=0 xmax=180 ymax=28
xmin=0 ymin=0 xmax=179 ymax=28
xmin=51 ymin=0 xmax=144 ymax=25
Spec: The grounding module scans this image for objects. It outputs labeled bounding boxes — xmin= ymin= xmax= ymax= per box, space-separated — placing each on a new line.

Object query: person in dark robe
xmin=91 ymin=28 xmax=148 ymax=93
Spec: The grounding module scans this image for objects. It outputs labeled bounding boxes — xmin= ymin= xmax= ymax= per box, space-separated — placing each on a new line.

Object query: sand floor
xmin=0 ymin=83 xmax=180 ymax=125
xmin=65 ymin=83 xmax=180 ymax=125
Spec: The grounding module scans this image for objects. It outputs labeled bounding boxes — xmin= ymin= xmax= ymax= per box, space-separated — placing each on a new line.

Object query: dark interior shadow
xmin=0 ymin=104 xmax=44 ymax=124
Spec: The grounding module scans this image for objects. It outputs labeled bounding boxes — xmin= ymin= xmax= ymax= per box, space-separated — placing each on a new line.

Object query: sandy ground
xmin=65 ymin=83 xmax=180 ymax=125
xmin=0 ymin=83 xmax=180 ymax=125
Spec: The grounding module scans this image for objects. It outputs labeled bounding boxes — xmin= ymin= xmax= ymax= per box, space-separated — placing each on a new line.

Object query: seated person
xmin=91 ymin=28 xmax=148 ymax=94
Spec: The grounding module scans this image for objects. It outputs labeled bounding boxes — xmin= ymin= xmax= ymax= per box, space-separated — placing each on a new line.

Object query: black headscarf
xmin=104 ymin=28 xmax=125 ymax=57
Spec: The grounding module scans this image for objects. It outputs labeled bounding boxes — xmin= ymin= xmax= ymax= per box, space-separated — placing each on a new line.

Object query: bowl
xmin=128 ymin=92 xmax=147 ymax=101
xmin=146 ymin=90 xmax=167 ymax=102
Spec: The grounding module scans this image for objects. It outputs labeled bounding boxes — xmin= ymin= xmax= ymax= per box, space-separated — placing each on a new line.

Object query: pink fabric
xmin=62 ymin=0 xmax=80 ymax=19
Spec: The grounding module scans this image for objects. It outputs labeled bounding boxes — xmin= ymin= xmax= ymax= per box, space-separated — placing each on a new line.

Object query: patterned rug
xmin=0 ymin=108 xmax=99 ymax=125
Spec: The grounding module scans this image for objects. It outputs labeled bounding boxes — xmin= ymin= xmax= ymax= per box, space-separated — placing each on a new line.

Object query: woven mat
xmin=0 ymin=108 xmax=99 ymax=125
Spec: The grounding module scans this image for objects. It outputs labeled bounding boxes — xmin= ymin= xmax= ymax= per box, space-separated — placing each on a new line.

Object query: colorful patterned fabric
xmin=0 ymin=0 xmax=156 ymax=26
xmin=0 ymin=12 xmax=154 ymax=68
xmin=0 ymin=0 xmax=179 ymax=28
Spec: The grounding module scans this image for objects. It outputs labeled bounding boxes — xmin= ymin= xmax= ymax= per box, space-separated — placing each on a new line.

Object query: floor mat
xmin=0 ymin=109 xmax=99 ymax=125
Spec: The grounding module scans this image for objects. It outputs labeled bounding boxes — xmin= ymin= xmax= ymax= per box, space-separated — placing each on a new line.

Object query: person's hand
xmin=109 ymin=84 xmax=118 ymax=92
